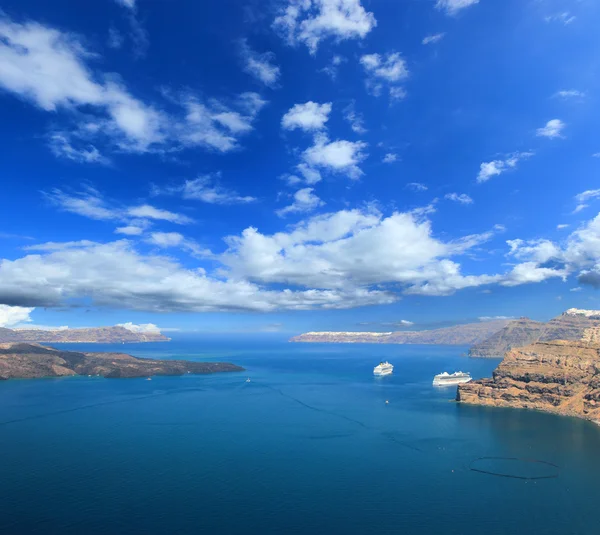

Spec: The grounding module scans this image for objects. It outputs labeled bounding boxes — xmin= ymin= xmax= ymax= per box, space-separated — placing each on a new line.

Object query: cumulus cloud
xmin=436 ymin=0 xmax=480 ymax=15
xmin=382 ymin=153 xmax=397 ymax=164
xmin=0 ymin=239 xmax=394 ymax=311
xmin=445 ymin=193 xmax=473 ymax=205
xmin=302 ymin=133 xmax=368 ymax=179
xmin=276 ymin=188 xmax=325 ymax=217
xmin=117 ymin=322 xmax=161 ymax=333
xmin=360 ymin=52 xmax=408 ymax=99
xmin=320 ymin=54 xmax=346 ymax=79
xmin=282 ymin=101 xmax=332 ymax=132
xmin=422 ymin=33 xmax=445 ymax=45
xmin=240 ymin=39 xmax=280 ymax=88
xmin=477 ymin=152 xmax=533 ymax=183
xmin=536 ymin=119 xmax=565 ymax=139
xmin=0 ymin=16 xmax=266 ymax=158
xmin=273 ymin=0 xmax=376 ymax=54
xmin=0 ymin=305 xmax=34 ymax=328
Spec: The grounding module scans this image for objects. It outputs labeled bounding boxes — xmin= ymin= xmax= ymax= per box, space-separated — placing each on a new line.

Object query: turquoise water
xmin=1 ymin=335 xmax=600 ymax=534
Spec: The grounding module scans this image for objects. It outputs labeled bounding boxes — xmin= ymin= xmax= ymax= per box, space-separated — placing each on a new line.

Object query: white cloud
xmin=127 ymin=205 xmax=193 ymax=225
xmin=276 ymin=188 xmax=325 ymax=217
xmin=422 ymin=33 xmax=445 ymax=45
xmin=382 ymin=153 xmax=397 ymax=164
xmin=282 ymin=101 xmax=332 ymax=132
xmin=0 ymin=16 xmax=266 ymax=158
xmin=445 ymin=193 xmax=473 ymax=205
xmin=158 ymin=175 xmax=256 ymax=205
xmin=115 ymin=225 xmax=145 ymax=236
xmin=554 ymin=89 xmax=585 ymax=99
xmin=343 ymin=102 xmax=367 ymax=134
xmin=45 ymin=188 xmax=193 ymax=232
xmin=222 ymin=208 xmax=500 ymax=296
xmin=117 ymin=322 xmax=161 ymax=333
xmin=360 ymin=52 xmax=408 ymax=101
xmin=240 ymin=39 xmax=280 ymax=88
xmin=115 ymin=0 xmax=136 ymax=9
xmin=320 ymin=54 xmax=346 ymax=79
xmin=406 ymin=182 xmax=428 ymax=191
xmin=303 ymin=133 xmax=368 ymax=179
xmin=145 ymin=232 xmax=212 ymax=258
xmin=545 ymin=12 xmax=576 ymax=25
xmin=49 ymin=132 xmax=109 ymax=164
xmin=574 ymin=189 xmax=600 ymax=214
xmin=557 ymin=224 xmax=569 ymax=230
xmin=296 ymin=163 xmax=322 ymax=185
xmin=273 ymin=0 xmax=376 ymax=54
xmin=360 ymin=52 xmax=408 ymax=82
xmin=0 ymin=240 xmax=393 ymax=311
xmin=479 ymin=316 xmax=513 ymax=321
xmin=389 ymin=87 xmax=407 ymax=101
xmin=477 ymin=151 xmax=533 ymax=183
xmin=436 ymin=0 xmax=479 ymax=15
xmin=536 ymin=119 xmax=565 ymax=139
xmin=0 ymin=305 xmax=35 ymax=327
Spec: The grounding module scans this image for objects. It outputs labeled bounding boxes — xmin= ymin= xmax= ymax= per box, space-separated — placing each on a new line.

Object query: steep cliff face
xmin=290 ymin=319 xmax=511 ymax=345
xmin=468 ymin=311 xmax=600 ymax=357
xmin=458 ymin=340 xmax=600 ymax=422
xmin=0 ymin=326 xmax=169 ymax=343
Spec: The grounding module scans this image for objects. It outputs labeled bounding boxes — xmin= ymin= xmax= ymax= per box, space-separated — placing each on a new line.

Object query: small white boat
xmin=246 ymin=377 xmax=251 ymax=383
xmin=146 ymin=377 xmax=152 ymax=381
xmin=373 ymin=361 xmax=394 ymax=376
xmin=432 ymin=371 xmax=472 ymax=386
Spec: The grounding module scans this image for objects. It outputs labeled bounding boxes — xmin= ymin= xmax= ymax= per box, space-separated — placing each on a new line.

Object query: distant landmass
xmin=457 ymin=339 xmax=600 ymax=423
xmin=0 ymin=326 xmax=170 ymax=344
xmin=468 ymin=309 xmax=600 ymax=357
xmin=290 ymin=319 xmax=512 ymax=346
xmin=0 ymin=343 xmax=243 ymax=380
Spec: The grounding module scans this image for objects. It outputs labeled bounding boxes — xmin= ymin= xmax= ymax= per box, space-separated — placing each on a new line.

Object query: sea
xmin=1 ymin=334 xmax=600 ymax=535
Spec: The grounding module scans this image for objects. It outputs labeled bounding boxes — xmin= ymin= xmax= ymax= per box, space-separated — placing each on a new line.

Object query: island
xmin=457 ymin=339 xmax=600 ymax=423
xmin=0 ymin=343 xmax=244 ymax=380
xmin=0 ymin=325 xmax=170 ymax=344
xmin=290 ymin=319 xmax=511 ymax=346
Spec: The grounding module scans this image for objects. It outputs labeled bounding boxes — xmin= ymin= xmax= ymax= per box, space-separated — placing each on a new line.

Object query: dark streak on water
xmin=1 ymin=336 xmax=600 ymax=535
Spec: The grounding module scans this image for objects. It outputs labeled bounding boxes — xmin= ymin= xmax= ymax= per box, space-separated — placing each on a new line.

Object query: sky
xmin=1 ymin=0 xmax=600 ymax=334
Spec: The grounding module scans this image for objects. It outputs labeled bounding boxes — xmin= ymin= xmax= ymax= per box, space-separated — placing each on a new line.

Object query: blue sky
xmin=1 ymin=0 xmax=600 ymax=334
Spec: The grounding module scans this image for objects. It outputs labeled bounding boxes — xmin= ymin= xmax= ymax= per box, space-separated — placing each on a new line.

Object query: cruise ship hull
xmin=433 ymin=377 xmax=472 ymax=386
xmin=373 ymin=369 xmax=393 ymax=376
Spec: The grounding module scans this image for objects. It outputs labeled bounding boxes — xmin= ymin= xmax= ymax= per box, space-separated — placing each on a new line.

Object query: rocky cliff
xmin=457 ymin=340 xmax=600 ymax=422
xmin=0 ymin=326 xmax=169 ymax=344
xmin=0 ymin=343 xmax=243 ymax=380
xmin=468 ymin=310 xmax=600 ymax=357
xmin=290 ymin=319 xmax=511 ymax=345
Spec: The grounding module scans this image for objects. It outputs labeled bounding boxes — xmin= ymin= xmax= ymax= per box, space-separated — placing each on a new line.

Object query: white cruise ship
xmin=373 ymin=361 xmax=394 ymax=376
xmin=432 ymin=371 xmax=472 ymax=386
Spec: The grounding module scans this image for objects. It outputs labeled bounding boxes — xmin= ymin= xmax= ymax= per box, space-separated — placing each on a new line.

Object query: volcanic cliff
xmin=290 ymin=319 xmax=511 ymax=346
xmin=457 ymin=340 xmax=600 ymax=422
xmin=0 ymin=343 xmax=243 ymax=380
xmin=468 ymin=309 xmax=600 ymax=357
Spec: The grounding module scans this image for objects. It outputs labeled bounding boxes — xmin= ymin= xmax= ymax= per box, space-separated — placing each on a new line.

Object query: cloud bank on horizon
xmin=1 ymin=0 xmax=600 ymax=327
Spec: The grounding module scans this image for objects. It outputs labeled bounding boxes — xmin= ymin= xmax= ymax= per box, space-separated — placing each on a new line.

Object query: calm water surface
xmin=1 ymin=335 xmax=599 ymax=534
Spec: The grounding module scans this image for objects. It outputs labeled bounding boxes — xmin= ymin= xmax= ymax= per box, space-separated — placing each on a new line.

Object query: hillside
xmin=0 ymin=343 xmax=243 ymax=380
xmin=457 ymin=339 xmax=600 ymax=422
xmin=0 ymin=326 xmax=169 ymax=344
xmin=469 ymin=309 xmax=600 ymax=357
xmin=290 ymin=319 xmax=511 ymax=345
